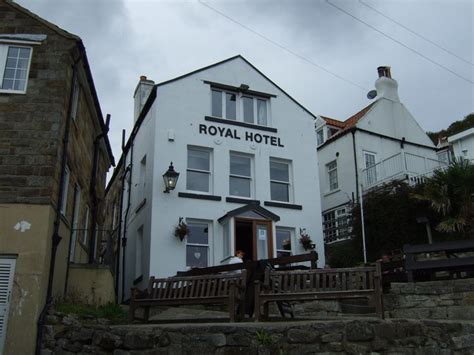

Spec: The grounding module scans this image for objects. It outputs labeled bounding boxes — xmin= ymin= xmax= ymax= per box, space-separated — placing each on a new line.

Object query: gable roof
xmin=217 ymin=203 xmax=280 ymax=223
xmin=4 ymin=0 xmax=115 ymax=166
xmin=107 ymin=55 xmax=317 ymax=190
xmin=318 ymin=101 xmax=377 ymax=147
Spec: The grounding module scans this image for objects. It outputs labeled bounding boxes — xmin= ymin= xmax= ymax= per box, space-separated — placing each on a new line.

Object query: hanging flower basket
xmin=174 ymin=219 xmax=190 ymax=241
xmin=299 ymin=228 xmax=315 ymax=251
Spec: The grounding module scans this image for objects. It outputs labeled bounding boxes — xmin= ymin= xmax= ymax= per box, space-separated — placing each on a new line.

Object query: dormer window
xmin=317 ymin=129 xmax=324 ymax=146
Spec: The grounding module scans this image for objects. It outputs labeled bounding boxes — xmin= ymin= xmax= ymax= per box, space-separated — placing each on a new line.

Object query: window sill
xmin=226 ymin=197 xmax=260 ymax=205
xmin=178 ymin=192 xmax=221 ymax=201
xmin=205 ymin=116 xmax=277 ymax=133
xmin=0 ymin=89 xmax=27 ymax=95
xmin=324 ymin=189 xmax=340 ymax=197
xmin=135 ymin=198 xmax=146 ymax=214
xmin=264 ymin=201 xmax=302 ymax=210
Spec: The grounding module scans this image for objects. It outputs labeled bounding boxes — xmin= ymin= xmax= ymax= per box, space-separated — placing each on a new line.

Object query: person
xmin=229 ymin=250 xmax=245 ymax=264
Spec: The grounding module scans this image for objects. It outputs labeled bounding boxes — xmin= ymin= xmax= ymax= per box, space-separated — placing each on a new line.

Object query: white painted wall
xmin=119 ymin=57 xmax=325 ymax=299
xmin=449 ymin=128 xmax=474 ymax=161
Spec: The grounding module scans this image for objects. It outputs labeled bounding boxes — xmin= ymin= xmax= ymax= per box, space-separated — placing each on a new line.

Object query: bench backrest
xmin=404 ymin=240 xmax=474 ymax=254
xmin=147 ymin=271 xmax=246 ymax=300
xmin=263 ymin=266 xmax=380 ymax=294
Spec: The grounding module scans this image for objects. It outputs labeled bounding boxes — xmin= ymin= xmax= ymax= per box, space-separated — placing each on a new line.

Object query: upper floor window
xmin=139 ymin=155 xmax=147 ymax=201
xmin=316 ymin=129 xmax=324 ymax=146
xmin=0 ymin=45 xmax=32 ymax=93
xmin=229 ymin=152 xmax=253 ymax=198
xmin=364 ymin=152 xmax=377 ymax=185
xmin=327 ymin=160 xmax=338 ymax=191
xmin=187 ymin=147 xmax=212 ymax=193
xmin=270 ymin=158 xmax=292 ymax=202
xmin=212 ymin=89 xmax=269 ymax=126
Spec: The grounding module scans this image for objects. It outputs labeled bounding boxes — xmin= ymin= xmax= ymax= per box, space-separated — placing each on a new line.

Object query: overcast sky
xmin=16 ymin=0 xmax=474 ymax=162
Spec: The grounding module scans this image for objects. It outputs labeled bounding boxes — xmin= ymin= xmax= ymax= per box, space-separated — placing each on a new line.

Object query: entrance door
xmin=235 ymin=219 xmax=273 ymax=261
xmin=0 ymin=257 xmax=16 ymax=355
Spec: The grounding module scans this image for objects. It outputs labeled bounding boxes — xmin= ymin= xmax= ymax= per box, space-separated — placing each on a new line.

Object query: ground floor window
xmin=275 ymin=228 xmax=292 ymax=257
xmin=186 ymin=220 xmax=210 ymax=268
xmin=323 ymin=207 xmax=352 ymax=244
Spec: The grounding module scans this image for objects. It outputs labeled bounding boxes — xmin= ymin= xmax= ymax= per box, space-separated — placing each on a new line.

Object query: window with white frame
xmin=0 ymin=44 xmax=32 ymax=93
xmin=323 ymin=207 xmax=351 ymax=244
xmin=186 ymin=147 xmax=212 ymax=193
xmin=326 ymin=160 xmax=338 ymax=191
xmin=275 ymin=228 xmax=292 ymax=258
xmin=186 ymin=221 xmax=210 ymax=268
xmin=211 ymin=89 xmax=269 ymax=126
xmin=60 ymin=165 xmax=70 ymax=215
xmin=229 ymin=152 xmax=253 ymax=198
xmin=270 ymin=158 xmax=291 ymax=202
xmin=316 ymin=129 xmax=324 ymax=146
xmin=82 ymin=205 xmax=90 ymax=245
xmin=364 ymin=152 xmax=377 ymax=185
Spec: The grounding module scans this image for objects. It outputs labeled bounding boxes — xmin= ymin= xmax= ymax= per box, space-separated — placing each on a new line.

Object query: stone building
xmin=105 ymin=55 xmax=325 ymax=303
xmin=0 ymin=1 xmax=114 ymax=354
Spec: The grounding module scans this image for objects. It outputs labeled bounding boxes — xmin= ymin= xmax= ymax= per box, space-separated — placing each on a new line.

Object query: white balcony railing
xmin=361 ymin=152 xmax=448 ymax=188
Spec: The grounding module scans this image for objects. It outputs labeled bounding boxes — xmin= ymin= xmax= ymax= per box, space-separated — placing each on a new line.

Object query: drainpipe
xmin=351 ymin=129 xmax=360 ymax=200
xmin=88 ymin=114 xmax=111 ymax=263
xmin=114 ymin=129 xmax=127 ymax=301
xmin=35 ymin=54 xmax=82 ymax=355
xmin=121 ymin=142 xmax=133 ymax=302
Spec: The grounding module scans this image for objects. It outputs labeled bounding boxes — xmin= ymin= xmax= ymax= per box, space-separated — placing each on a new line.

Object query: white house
xmin=315 ymin=66 xmax=446 ymax=244
xmin=109 ymin=55 xmax=325 ymax=301
xmin=448 ymin=127 xmax=474 ymax=162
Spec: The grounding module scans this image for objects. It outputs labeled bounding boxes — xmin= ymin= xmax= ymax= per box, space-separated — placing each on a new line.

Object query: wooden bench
xmin=129 ymin=271 xmax=247 ymax=322
xmin=254 ymin=264 xmax=383 ymax=321
xmin=404 ymin=240 xmax=474 ymax=282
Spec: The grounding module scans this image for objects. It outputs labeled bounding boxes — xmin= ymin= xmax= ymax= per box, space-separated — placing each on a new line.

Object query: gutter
xmin=35 ymin=52 xmax=82 ymax=355
xmin=351 ymin=129 xmax=360 ymax=201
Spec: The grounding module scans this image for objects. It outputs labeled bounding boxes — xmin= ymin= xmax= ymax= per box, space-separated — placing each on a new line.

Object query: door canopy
xmin=218 ymin=203 xmax=280 ymax=224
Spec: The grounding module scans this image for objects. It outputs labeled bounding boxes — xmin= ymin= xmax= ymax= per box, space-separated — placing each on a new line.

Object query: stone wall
xmin=42 ymin=313 xmax=474 ymax=354
xmin=385 ymin=278 xmax=474 ymax=320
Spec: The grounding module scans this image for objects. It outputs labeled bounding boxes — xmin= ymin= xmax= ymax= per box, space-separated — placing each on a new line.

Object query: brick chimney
xmin=133 ymin=75 xmax=155 ymax=122
xmin=374 ymin=66 xmax=399 ymax=102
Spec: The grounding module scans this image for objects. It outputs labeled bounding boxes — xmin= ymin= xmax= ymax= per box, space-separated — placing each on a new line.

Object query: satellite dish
xmin=367 ymin=90 xmax=377 ymax=99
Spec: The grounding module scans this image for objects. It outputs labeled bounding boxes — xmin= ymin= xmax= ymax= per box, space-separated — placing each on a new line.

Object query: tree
xmin=414 ymin=160 xmax=474 ymax=237
xmin=350 ymin=181 xmax=442 ymax=262
xmin=427 ymin=113 xmax=474 ymax=145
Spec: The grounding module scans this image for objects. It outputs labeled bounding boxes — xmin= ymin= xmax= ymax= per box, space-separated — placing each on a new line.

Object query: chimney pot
xmin=140 ymin=75 xmax=147 ymax=81
xmin=377 ymin=66 xmax=392 ymax=78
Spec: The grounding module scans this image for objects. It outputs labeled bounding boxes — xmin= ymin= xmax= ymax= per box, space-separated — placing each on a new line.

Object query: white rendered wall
xmin=121 ymin=57 xmax=325 ymax=298
xmin=449 ymin=128 xmax=474 ymax=161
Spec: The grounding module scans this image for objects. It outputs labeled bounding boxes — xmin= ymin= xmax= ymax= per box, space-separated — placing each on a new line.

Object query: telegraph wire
xmin=359 ymin=0 xmax=474 ymax=66
xmin=198 ymin=0 xmax=369 ymax=92
xmin=326 ymin=0 xmax=474 ymax=84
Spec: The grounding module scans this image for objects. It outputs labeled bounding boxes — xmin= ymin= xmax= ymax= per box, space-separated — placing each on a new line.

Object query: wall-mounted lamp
xmin=163 ymin=162 xmax=179 ymax=193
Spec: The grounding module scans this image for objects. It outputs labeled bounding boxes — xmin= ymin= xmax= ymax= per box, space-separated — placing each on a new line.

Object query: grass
xmin=55 ymin=302 xmax=127 ymax=323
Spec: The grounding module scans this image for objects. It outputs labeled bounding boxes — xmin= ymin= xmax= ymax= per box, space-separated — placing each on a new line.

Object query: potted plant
xmin=299 ymin=228 xmax=315 ymax=251
xmin=174 ymin=218 xmax=190 ymax=241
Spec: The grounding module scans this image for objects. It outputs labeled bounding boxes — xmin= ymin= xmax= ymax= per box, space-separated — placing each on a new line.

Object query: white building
xmin=315 ymin=66 xmax=446 ymax=244
xmin=448 ymin=127 xmax=474 ymax=162
xmin=109 ymin=55 xmax=325 ymax=301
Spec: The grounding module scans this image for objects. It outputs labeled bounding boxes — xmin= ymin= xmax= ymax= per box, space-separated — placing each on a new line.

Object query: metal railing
xmin=361 ymin=152 xmax=448 ymax=188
